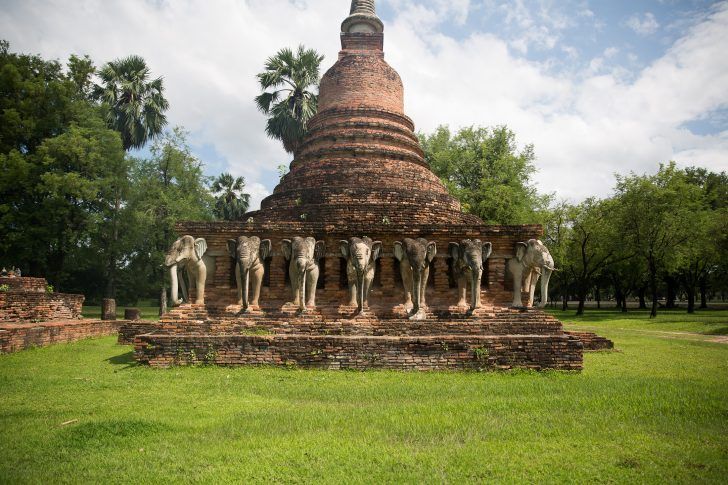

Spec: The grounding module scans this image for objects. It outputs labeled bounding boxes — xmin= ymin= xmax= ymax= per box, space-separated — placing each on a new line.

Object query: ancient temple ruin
xmin=130 ymin=1 xmax=583 ymax=370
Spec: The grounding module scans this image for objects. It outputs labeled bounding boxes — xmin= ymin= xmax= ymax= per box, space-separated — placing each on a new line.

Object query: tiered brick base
xmin=1 ymin=320 xmax=124 ymax=354
xmin=132 ymin=304 xmax=583 ymax=370
xmin=565 ymin=331 xmax=615 ymax=351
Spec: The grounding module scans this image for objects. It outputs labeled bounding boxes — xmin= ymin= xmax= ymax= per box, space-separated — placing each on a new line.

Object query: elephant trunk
xmin=297 ymin=259 xmax=307 ymax=312
xmin=540 ymin=268 xmax=553 ymax=308
xmin=470 ymin=267 xmax=482 ymax=312
xmin=169 ymin=264 xmax=179 ymax=305
xmin=411 ymin=268 xmax=421 ymax=315
xmin=356 ymin=270 xmax=365 ymax=313
xmin=240 ymin=262 xmax=249 ymax=311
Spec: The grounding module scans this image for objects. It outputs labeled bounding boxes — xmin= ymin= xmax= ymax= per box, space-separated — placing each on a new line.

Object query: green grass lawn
xmin=1 ymin=311 xmax=726 ymax=483
xmin=81 ymin=305 xmax=160 ymax=321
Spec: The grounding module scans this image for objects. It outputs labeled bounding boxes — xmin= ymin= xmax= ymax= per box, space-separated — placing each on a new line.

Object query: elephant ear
xmin=314 ymin=241 xmax=326 ymax=260
xmin=194 ymin=238 xmax=208 ymax=260
xmin=227 ymin=239 xmax=237 ymax=257
xmin=393 ymin=241 xmax=405 ymax=262
xmin=259 ymin=239 xmax=272 ymax=260
xmin=515 ymin=242 xmax=527 ymax=262
xmin=448 ymin=242 xmax=460 ymax=261
xmin=339 ymin=240 xmax=350 ymax=259
xmin=371 ymin=241 xmax=382 ymax=262
xmin=426 ymin=241 xmax=437 ymax=262
xmin=281 ymin=240 xmax=292 ymax=260
xmin=482 ymin=242 xmax=493 ymax=261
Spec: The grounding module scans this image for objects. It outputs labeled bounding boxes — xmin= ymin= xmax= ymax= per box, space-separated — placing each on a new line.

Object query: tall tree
xmin=255 ymin=45 xmax=324 ymax=154
xmin=94 ymin=55 xmax=169 ymax=151
xmin=614 ymin=163 xmax=703 ymax=318
xmin=420 ymin=125 xmax=551 ymax=224
xmin=211 ymin=173 xmax=251 ymax=221
xmin=122 ymin=127 xmax=215 ymax=302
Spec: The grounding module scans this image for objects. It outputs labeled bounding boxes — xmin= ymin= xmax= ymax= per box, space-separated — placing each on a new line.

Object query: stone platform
xmin=129 ymin=304 xmax=583 ymax=370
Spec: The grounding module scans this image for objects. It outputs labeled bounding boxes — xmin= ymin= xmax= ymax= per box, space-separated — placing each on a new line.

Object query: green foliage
xmin=211 ymin=172 xmax=250 ymax=221
xmin=93 ymin=55 xmax=169 ymax=151
xmin=45 ymin=284 xmax=54 ymax=294
xmin=0 ymin=314 xmax=727 ymax=482
xmin=420 ymin=125 xmax=551 ymax=224
xmin=255 ymin=45 xmax=324 ymax=154
xmin=122 ymin=128 xmax=215 ymax=302
xmin=0 ymin=284 xmax=9 ymax=292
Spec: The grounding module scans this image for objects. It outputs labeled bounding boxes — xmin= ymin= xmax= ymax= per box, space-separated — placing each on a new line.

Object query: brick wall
xmin=134 ymin=333 xmax=583 ymax=371
xmin=0 ymin=277 xmax=47 ymax=293
xmin=565 ymin=331 xmax=615 ymax=351
xmin=0 ymin=292 xmax=84 ymax=322
xmin=0 ymin=320 xmax=124 ymax=354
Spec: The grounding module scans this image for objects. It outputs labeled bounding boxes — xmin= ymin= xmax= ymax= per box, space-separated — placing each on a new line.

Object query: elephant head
xmin=281 ymin=237 xmax=325 ymax=312
xmin=227 ymin=236 xmax=272 ymax=311
xmin=449 ymin=239 xmax=492 ymax=313
xmin=340 ymin=237 xmax=382 ymax=313
xmin=165 ymin=235 xmax=208 ymax=305
xmin=510 ymin=239 xmax=556 ymax=308
xmin=394 ymin=238 xmax=437 ymax=320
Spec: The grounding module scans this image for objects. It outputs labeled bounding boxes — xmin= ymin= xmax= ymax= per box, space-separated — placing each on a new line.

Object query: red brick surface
xmin=0 ymin=320 xmax=124 ymax=354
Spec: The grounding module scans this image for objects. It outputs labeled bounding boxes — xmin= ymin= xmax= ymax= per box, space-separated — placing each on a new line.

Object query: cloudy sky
xmin=2 ymin=0 xmax=727 ymax=209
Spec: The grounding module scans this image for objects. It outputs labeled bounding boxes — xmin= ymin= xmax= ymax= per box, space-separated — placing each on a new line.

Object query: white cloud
xmin=626 ymin=12 xmax=661 ymax=35
xmin=1 ymin=0 xmax=727 ymax=208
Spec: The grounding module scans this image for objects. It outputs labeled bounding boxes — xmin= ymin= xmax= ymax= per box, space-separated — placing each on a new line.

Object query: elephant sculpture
xmin=340 ymin=237 xmax=382 ymax=314
xmin=448 ymin=239 xmax=493 ymax=314
xmin=164 ymin=235 xmax=215 ymax=306
xmin=507 ymin=239 xmax=556 ymax=308
xmin=281 ymin=237 xmax=325 ymax=313
xmin=227 ymin=236 xmax=272 ymax=312
xmin=394 ymin=238 xmax=437 ymax=320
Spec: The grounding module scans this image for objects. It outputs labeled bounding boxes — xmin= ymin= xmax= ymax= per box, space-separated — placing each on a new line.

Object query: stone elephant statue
xmin=394 ymin=238 xmax=437 ymax=320
xmin=282 ymin=237 xmax=325 ymax=313
xmin=507 ymin=239 xmax=556 ymax=308
xmin=164 ymin=235 xmax=215 ymax=306
xmin=340 ymin=237 xmax=382 ymax=314
xmin=449 ymin=239 xmax=492 ymax=314
xmin=227 ymin=236 xmax=272 ymax=312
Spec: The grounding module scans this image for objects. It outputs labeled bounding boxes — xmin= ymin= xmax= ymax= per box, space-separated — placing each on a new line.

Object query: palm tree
xmin=255 ymin=45 xmax=324 ymax=154
xmin=212 ymin=173 xmax=251 ymax=221
xmin=94 ymin=55 xmax=169 ymax=151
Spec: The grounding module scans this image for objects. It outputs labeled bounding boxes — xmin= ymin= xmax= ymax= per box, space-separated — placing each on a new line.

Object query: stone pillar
xmin=101 ymin=298 xmax=116 ymax=321
xmin=124 ymin=308 xmax=141 ymax=321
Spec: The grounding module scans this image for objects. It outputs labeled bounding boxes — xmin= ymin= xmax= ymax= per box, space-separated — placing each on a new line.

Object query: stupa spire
xmin=342 ymin=0 xmax=384 ymax=34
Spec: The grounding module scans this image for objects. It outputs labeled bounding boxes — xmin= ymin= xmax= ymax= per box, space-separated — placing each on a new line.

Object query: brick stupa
xmin=131 ymin=1 xmax=583 ymax=370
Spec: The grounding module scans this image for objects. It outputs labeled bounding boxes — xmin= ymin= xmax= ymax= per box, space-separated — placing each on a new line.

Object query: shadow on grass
xmin=106 ymin=351 xmax=137 ymax=369
xmin=58 ymin=419 xmax=172 ymax=450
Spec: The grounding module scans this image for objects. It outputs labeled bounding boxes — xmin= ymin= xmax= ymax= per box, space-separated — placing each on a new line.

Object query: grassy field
xmin=81 ymin=305 xmax=160 ymax=321
xmin=0 ymin=310 xmax=726 ymax=483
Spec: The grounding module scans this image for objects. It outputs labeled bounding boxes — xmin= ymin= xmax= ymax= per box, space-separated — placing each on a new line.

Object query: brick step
xmin=134 ymin=333 xmax=583 ymax=371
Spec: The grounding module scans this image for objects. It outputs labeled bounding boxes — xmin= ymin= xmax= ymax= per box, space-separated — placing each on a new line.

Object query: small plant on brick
xmin=294 ymin=197 xmax=303 ymax=206
xmin=246 ymin=217 xmax=254 ymax=224
xmin=473 ymin=347 xmax=489 ymax=361
xmin=0 ymin=284 xmax=9 ymax=292
xmin=310 ymin=349 xmax=323 ymax=357
xmin=299 ymin=213 xmax=307 ymax=221
xmin=440 ymin=342 xmax=450 ymax=352
xmin=46 ymin=284 xmax=54 ymax=293
xmin=382 ymin=216 xmax=391 ymax=225
xmin=204 ymin=345 xmax=217 ymax=364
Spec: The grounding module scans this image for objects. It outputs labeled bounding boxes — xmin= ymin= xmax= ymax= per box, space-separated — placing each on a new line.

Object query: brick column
xmin=101 ymin=298 xmax=116 ymax=320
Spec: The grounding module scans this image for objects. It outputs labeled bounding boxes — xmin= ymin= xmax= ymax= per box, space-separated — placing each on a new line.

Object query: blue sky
xmin=2 ymin=0 xmax=727 ymax=209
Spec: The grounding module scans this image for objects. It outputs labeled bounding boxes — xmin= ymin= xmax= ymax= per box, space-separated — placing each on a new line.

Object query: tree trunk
xmin=159 ymin=286 xmax=167 ymax=316
xmin=686 ymin=286 xmax=695 ymax=314
xmin=699 ymin=277 xmax=708 ymax=309
xmin=577 ymin=298 xmax=585 ymax=316
xmin=649 ymin=265 xmax=658 ymax=318
xmin=562 ymin=293 xmax=568 ymax=311
xmin=638 ymin=286 xmax=647 ymax=309
xmin=665 ymin=276 xmax=676 ymax=309
xmin=596 ymin=284 xmax=601 ymax=309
